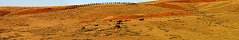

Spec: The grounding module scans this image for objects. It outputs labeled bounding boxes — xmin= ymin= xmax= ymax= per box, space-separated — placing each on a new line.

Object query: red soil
xmin=147 ymin=3 xmax=188 ymax=10
xmin=79 ymin=19 xmax=94 ymax=23
xmin=198 ymin=0 xmax=217 ymax=2
xmin=168 ymin=0 xmax=224 ymax=3
xmin=169 ymin=0 xmax=197 ymax=3
xmin=0 ymin=10 xmax=10 ymax=16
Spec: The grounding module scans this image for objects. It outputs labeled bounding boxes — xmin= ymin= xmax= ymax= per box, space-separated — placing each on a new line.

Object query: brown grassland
xmin=1 ymin=0 xmax=239 ymax=40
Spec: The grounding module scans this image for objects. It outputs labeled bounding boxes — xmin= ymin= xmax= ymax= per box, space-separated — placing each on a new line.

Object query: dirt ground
xmin=0 ymin=0 xmax=239 ymax=40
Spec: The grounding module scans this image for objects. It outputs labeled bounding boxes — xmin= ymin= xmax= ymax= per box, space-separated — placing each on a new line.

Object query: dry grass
xmin=0 ymin=0 xmax=239 ymax=40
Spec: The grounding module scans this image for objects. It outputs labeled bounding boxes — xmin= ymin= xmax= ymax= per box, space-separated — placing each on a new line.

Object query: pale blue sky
xmin=0 ymin=0 xmax=150 ymax=6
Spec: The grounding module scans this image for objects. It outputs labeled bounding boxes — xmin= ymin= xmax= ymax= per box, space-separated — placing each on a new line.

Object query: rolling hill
xmin=0 ymin=0 xmax=239 ymax=40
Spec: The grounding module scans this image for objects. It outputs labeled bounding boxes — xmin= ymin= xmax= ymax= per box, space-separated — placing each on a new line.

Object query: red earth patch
xmin=0 ymin=10 xmax=10 ymax=16
xmin=198 ymin=0 xmax=217 ymax=2
xmin=168 ymin=0 xmax=224 ymax=3
xmin=169 ymin=0 xmax=197 ymax=3
xmin=79 ymin=19 xmax=94 ymax=23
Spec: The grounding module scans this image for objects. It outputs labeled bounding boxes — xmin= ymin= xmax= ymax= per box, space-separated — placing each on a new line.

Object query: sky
xmin=0 ymin=0 xmax=151 ymax=6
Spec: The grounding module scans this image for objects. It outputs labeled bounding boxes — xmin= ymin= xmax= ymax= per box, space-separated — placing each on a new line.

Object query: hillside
xmin=1 ymin=0 xmax=239 ymax=40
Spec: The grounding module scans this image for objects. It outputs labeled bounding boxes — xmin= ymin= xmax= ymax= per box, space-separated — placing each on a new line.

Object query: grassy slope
xmin=1 ymin=0 xmax=239 ymax=40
